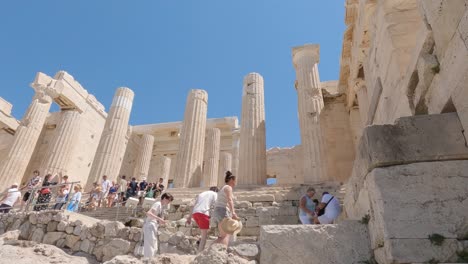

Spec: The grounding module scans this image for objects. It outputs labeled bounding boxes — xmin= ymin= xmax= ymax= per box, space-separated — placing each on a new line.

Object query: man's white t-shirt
xmin=146 ymin=201 xmax=162 ymax=224
xmin=119 ymin=179 xmax=128 ymax=193
xmin=101 ymin=179 xmax=112 ymax=193
xmin=193 ymin=191 xmax=218 ymax=216
xmin=3 ymin=188 xmax=21 ymax=206
xmin=321 ymin=193 xmax=341 ymax=221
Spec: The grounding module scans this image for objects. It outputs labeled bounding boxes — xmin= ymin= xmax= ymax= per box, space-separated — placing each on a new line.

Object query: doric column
xmin=86 ymin=87 xmax=134 ymax=187
xmin=202 ymin=128 xmax=221 ymax=187
xmin=39 ymin=109 xmax=82 ymax=177
xmin=292 ymin=44 xmax=327 ymax=183
xmin=238 ymin=73 xmax=267 ymax=185
xmin=151 ymin=155 xmax=171 ymax=189
xmin=133 ymin=134 xmax=155 ymax=181
xmin=173 ymin=89 xmax=208 ymax=188
xmin=0 ymin=86 xmax=53 ymax=191
xmin=218 ymin=152 xmax=232 ymax=187
xmin=353 ymin=78 xmax=369 ymax=127
xmin=231 ymin=129 xmax=240 ymax=177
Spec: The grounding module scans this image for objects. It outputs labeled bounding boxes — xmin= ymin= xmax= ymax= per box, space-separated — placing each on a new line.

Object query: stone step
xmin=259 ymin=221 xmax=372 ymax=264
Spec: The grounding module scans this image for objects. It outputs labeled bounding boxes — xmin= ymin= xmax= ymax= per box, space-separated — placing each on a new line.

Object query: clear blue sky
xmin=0 ymin=1 xmax=345 ymax=148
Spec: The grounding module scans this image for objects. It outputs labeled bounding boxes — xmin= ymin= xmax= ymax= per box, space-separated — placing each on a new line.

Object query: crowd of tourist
xmin=0 ymin=168 xmax=342 ymax=259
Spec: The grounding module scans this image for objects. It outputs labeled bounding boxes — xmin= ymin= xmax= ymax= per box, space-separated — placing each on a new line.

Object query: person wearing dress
xmin=67 ymin=184 xmax=82 ymax=212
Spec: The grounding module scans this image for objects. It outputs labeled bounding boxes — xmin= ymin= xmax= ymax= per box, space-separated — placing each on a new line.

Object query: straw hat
xmin=220 ymin=217 xmax=243 ymax=235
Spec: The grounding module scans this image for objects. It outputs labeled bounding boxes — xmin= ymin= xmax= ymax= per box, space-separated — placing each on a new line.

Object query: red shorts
xmin=193 ymin=212 xmax=210 ymax=229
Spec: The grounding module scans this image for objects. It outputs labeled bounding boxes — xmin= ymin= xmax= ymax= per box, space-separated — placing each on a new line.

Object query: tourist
xmin=99 ymin=175 xmax=112 ymax=207
xmin=53 ymin=185 xmax=69 ymax=210
xmin=139 ymin=177 xmax=148 ymax=194
xmin=212 ymin=171 xmax=239 ymax=246
xmin=143 ymin=192 xmax=174 ymax=258
xmin=314 ymin=192 xmax=341 ymax=224
xmin=128 ymin=177 xmax=138 ymax=198
xmin=145 ymin=183 xmax=155 ymax=198
xmin=0 ymin=183 xmax=21 ymax=213
xmin=58 ymin=173 xmax=71 ymax=190
xmin=298 ymin=187 xmax=316 ymax=224
xmin=66 ymin=184 xmax=82 ymax=212
xmin=155 ymin=178 xmax=165 ymax=197
xmin=86 ymin=182 xmax=101 ymax=210
xmin=20 ymin=170 xmax=42 ymax=208
xmin=187 ymin=186 xmax=219 ymax=251
xmin=34 ymin=174 xmax=56 ymax=211
xmin=119 ymin=175 xmax=128 ymax=202
xmin=107 ymin=181 xmax=118 ymax=207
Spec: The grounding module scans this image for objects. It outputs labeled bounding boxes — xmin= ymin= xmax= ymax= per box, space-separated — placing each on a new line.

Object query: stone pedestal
xmin=173 ymin=89 xmax=208 ymax=188
xmin=218 ymin=152 xmax=232 ymax=187
xmin=133 ymin=134 xmax=155 ymax=180
xmin=238 ymin=73 xmax=267 ymax=185
xmin=87 ymin=87 xmax=134 ymax=187
xmin=39 ymin=109 xmax=82 ymax=177
xmin=202 ymin=128 xmax=221 ymax=187
xmin=231 ymin=129 xmax=240 ymax=177
xmin=0 ymin=87 xmax=53 ymax=191
xmin=292 ymin=44 xmax=327 ymax=183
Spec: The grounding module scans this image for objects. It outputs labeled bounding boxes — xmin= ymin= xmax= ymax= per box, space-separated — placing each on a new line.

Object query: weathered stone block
xmin=260 ymin=222 xmax=371 ymax=264
xmin=239 ymin=227 xmax=260 ymax=237
xmin=237 ymin=194 xmax=275 ymax=202
xmin=65 ymin=234 xmax=80 ymax=249
xmin=42 ymin=232 xmax=64 ymax=245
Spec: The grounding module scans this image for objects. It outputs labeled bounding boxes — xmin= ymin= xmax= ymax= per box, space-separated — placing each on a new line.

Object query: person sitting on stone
xmin=187 ymin=186 xmax=219 ymax=252
xmin=299 ymin=187 xmax=316 ymax=224
xmin=212 ymin=171 xmax=239 ymax=247
xmin=314 ymin=192 xmax=341 ymax=224
xmin=143 ymin=192 xmax=174 ymax=258
xmin=0 ymin=183 xmax=21 ymax=213
xmin=53 ymin=185 xmax=69 ymax=210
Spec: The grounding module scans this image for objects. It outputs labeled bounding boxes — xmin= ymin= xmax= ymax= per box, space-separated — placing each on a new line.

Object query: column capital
xmin=190 ymin=89 xmax=208 ymax=103
xmin=292 ymin=44 xmax=320 ymax=69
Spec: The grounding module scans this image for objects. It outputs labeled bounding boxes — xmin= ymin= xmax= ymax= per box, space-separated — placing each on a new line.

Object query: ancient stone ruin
xmin=0 ymin=0 xmax=467 ymax=263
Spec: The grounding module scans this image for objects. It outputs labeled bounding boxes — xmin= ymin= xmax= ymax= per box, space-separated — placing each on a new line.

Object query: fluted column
xmin=218 ymin=152 xmax=232 ymax=187
xmin=292 ymin=44 xmax=327 ymax=183
xmin=238 ymin=73 xmax=267 ymax=185
xmin=0 ymin=86 xmax=53 ymax=191
xmin=231 ymin=129 xmax=240 ymax=177
xmin=39 ymin=109 xmax=82 ymax=177
xmin=133 ymin=134 xmax=155 ymax=180
xmin=86 ymin=87 xmax=134 ymax=187
xmin=173 ymin=89 xmax=208 ymax=188
xmin=202 ymin=128 xmax=221 ymax=187
xmin=151 ymin=155 xmax=171 ymax=189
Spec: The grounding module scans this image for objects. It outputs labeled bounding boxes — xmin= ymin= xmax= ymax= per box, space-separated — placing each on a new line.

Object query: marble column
xmin=353 ymin=78 xmax=369 ymax=128
xmin=133 ymin=134 xmax=155 ymax=180
xmin=231 ymin=129 xmax=240 ymax=177
xmin=173 ymin=89 xmax=208 ymax=188
xmin=292 ymin=44 xmax=327 ymax=183
xmin=39 ymin=109 xmax=82 ymax=177
xmin=202 ymin=128 xmax=221 ymax=187
xmin=218 ymin=152 xmax=232 ymax=187
xmin=153 ymin=155 xmax=171 ymax=189
xmin=87 ymin=87 xmax=134 ymax=187
xmin=0 ymin=86 xmax=53 ymax=191
xmin=238 ymin=73 xmax=267 ymax=185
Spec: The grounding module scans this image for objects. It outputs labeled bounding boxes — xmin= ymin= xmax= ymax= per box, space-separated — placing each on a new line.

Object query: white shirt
xmin=119 ymin=179 xmax=128 ymax=193
xmin=193 ymin=191 xmax=218 ymax=216
xmin=56 ymin=189 xmax=69 ymax=203
xmin=321 ymin=193 xmax=341 ymax=221
xmin=146 ymin=201 xmax=162 ymax=224
xmin=101 ymin=179 xmax=112 ymax=193
xmin=2 ymin=188 xmax=21 ymax=206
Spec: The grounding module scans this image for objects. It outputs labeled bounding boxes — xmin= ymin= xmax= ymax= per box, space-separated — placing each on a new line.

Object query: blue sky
xmin=0 ymin=1 xmax=345 ymax=148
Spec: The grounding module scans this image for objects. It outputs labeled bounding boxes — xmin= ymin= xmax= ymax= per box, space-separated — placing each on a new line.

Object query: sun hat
xmin=220 ymin=217 xmax=243 ymax=235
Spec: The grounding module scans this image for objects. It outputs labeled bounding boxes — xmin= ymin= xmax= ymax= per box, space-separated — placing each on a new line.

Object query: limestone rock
xmin=192 ymin=244 xmax=228 ymax=264
xmin=73 ymin=225 xmax=82 ymax=236
xmin=104 ymin=221 xmax=125 ymax=237
xmin=47 ymin=221 xmax=58 ymax=232
xmin=259 ymin=222 xmax=371 ymax=264
xmin=0 ymin=230 xmax=20 ymax=242
xmin=168 ymin=231 xmax=185 ymax=245
xmin=57 ymin=220 xmax=68 ymax=231
xmin=101 ymin=238 xmax=131 ymax=262
xmin=19 ymin=221 xmax=31 ymax=239
xmin=159 ymin=229 xmax=172 ymax=243
xmin=229 ymin=243 xmax=259 ymax=261
xmin=31 ymin=228 xmax=45 ymax=243
xmin=65 ymin=225 xmax=74 ymax=234
xmin=65 ymin=234 xmax=80 ymax=249
xmin=43 ymin=232 xmax=65 ymax=245
xmin=90 ymin=222 xmax=105 ymax=238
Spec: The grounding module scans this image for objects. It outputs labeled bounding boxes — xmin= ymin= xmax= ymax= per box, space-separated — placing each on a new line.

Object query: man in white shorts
xmin=99 ymin=175 xmax=112 ymax=207
xmin=314 ymin=192 xmax=341 ymax=224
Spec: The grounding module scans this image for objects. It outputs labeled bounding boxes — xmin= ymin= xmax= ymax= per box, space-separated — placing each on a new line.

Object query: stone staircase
xmin=79 ymin=206 xmax=141 ymax=222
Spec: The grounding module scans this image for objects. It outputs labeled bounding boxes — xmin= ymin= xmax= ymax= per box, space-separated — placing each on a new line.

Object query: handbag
xmin=317 ymin=196 xmax=334 ymax=217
